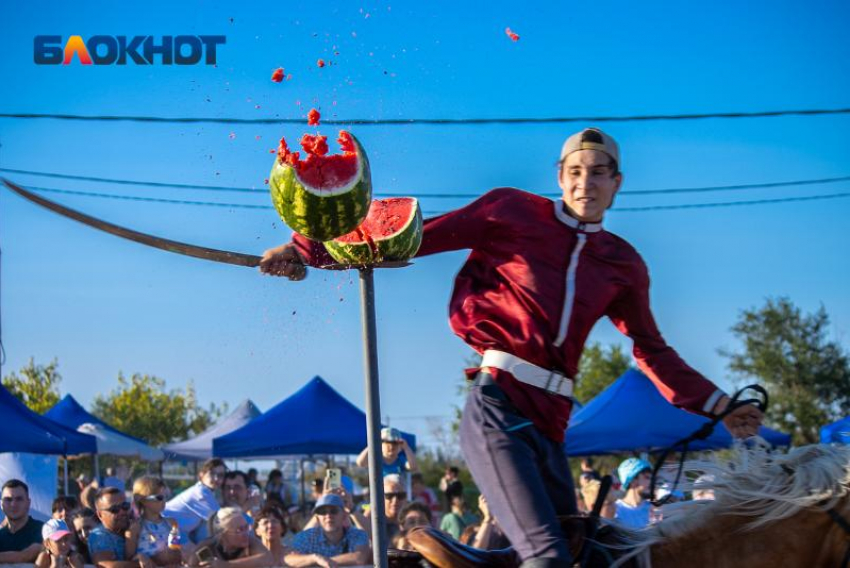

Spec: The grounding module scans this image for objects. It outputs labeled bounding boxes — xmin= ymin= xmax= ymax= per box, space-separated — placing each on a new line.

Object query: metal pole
xmin=359 ymin=267 xmax=387 ymax=568
xmin=63 ymin=456 xmax=69 ymax=495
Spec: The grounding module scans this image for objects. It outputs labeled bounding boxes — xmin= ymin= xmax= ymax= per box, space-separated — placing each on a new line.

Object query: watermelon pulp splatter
xmin=324 ymin=198 xmax=423 ymax=264
xmin=269 ymin=130 xmax=372 ymax=241
xmin=271 ymin=67 xmax=284 ymax=82
xmin=308 ymin=108 xmax=321 ymax=126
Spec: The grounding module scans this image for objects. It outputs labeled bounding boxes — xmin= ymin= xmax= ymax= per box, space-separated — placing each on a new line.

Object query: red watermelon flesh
xmin=276 ymin=130 xmax=359 ymax=190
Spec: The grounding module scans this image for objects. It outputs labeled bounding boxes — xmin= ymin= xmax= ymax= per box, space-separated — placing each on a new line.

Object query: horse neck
xmin=649 ymin=506 xmax=842 ymax=568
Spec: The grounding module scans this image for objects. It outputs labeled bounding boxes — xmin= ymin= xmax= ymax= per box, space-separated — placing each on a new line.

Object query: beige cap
xmin=560 ymin=128 xmax=620 ymax=165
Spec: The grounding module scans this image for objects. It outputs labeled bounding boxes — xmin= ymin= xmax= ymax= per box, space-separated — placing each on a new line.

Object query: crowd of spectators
xmin=0 ymin=447 xmax=716 ymax=567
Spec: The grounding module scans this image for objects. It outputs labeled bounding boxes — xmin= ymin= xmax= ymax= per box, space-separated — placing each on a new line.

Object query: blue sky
xmin=1 ymin=0 xmax=848 ymax=448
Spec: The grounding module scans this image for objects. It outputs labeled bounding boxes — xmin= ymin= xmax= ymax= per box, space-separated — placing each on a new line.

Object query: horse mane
xmin=606 ymin=443 xmax=850 ymax=567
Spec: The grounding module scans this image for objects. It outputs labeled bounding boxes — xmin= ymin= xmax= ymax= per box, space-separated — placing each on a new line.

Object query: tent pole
xmin=359 ymin=267 xmax=388 ymax=568
xmin=63 ymin=456 xmax=69 ymax=495
xmin=94 ymin=454 xmax=100 ymax=483
xmin=300 ymin=457 xmax=306 ymax=512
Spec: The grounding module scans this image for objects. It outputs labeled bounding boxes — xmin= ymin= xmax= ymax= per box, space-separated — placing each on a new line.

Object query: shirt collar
xmin=553 ymin=200 xmax=603 ymax=233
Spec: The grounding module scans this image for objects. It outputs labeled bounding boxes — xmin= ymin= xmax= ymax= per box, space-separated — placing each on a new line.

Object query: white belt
xmin=480 ymin=350 xmax=573 ymax=398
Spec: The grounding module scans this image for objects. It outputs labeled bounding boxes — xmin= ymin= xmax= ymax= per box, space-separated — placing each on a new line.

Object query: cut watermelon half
xmin=325 ymin=197 xmax=423 ymax=264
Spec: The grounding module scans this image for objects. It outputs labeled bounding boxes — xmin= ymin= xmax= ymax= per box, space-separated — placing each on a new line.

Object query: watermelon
xmin=269 ymin=130 xmax=372 ymax=241
xmin=324 ymin=197 xmax=423 ymax=265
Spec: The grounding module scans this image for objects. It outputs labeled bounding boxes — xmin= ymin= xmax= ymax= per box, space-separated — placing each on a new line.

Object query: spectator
xmin=614 ymin=458 xmax=652 ymax=529
xmin=73 ymin=475 xmax=91 ymax=500
xmin=471 ymin=494 xmax=509 ymax=550
xmin=263 ymin=470 xmax=286 ymax=505
xmin=88 ymin=487 xmax=136 ymax=568
xmin=246 ymin=470 xmax=260 ymax=494
xmin=307 ymin=479 xmax=323 ymax=511
xmin=579 ymin=458 xmax=602 ymax=488
xmin=69 ymin=508 xmax=98 ymax=563
xmin=52 ymin=496 xmax=81 ymax=521
xmin=579 ymin=479 xmax=618 ymax=519
xmin=356 ymin=428 xmax=418 ymax=477
xmin=394 ymin=501 xmax=432 ymax=551
xmin=439 ymin=494 xmax=478 ymax=541
xmin=0 ymin=479 xmax=43 ymax=563
xmin=80 ymin=480 xmax=100 ymax=511
xmin=364 ymin=475 xmax=407 ymax=542
xmin=410 ymin=474 xmax=439 ymax=522
xmin=286 ymin=495 xmax=369 ymax=567
xmin=438 ymin=467 xmax=463 ymax=503
xmin=165 ymin=458 xmax=225 ymax=543
xmin=245 ymin=470 xmax=263 ymax=509
xmin=221 ymin=471 xmax=256 ymax=516
xmin=34 ymin=519 xmax=85 ymax=568
xmin=253 ymin=505 xmax=289 ymax=565
xmin=188 ymin=507 xmax=271 ymax=568
xmin=126 ymin=476 xmax=182 ymax=567
xmin=102 ymin=468 xmax=126 ymax=493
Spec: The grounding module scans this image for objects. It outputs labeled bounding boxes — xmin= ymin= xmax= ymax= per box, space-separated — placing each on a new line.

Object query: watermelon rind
xmin=325 ymin=198 xmax=423 ymax=265
xmin=269 ymin=133 xmax=372 ymax=241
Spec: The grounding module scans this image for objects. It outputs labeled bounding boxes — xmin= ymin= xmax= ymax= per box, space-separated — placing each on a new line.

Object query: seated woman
xmin=34 ymin=519 xmax=85 ymax=568
xmin=188 ymin=508 xmax=273 ymax=568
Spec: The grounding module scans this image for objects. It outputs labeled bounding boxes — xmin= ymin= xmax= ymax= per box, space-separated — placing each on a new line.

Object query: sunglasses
xmin=385 ymin=492 xmax=407 ymax=501
xmin=142 ymin=495 xmax=165 ymax=502
xmin=99 ymin=502 xmax=131 ymax=515
xmin=315 ymin=507 xmax=341 ymax=516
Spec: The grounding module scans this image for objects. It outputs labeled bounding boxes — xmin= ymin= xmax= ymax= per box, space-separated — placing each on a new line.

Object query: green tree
xmin=720 ymin=297 xmax=850 ymax=445
xmin=573 ymin=342 xmax=632 ymax=404
xmin=3 ymin=358 xmax=62 ymax=413
xmin=91 ymin=373 xmax=226 ymax=446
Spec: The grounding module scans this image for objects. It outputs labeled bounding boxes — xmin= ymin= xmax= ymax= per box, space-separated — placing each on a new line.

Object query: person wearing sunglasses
xmin=165 ymin=458 xmax=226 ymax=544
xmin=286 ymin=494 xmax=370 ymax=568
xmin=88 ymin=487 xmax=137 ymax=568
xmin=126 ymin=477 xmax=182 ymax=567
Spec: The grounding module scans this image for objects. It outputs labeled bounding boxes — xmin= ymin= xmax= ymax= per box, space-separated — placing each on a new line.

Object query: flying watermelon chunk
xmin=269 ymin=130 xmax=372 ymax=241
xmin=324 ymin=197 xmax=423 ymax=265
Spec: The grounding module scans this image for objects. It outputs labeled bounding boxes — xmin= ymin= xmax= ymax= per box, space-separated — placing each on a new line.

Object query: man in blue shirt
xmin=285 ymin=494 xmax=370 ymax=567
xmin=88 ymin=487 xmax=138 ymax=568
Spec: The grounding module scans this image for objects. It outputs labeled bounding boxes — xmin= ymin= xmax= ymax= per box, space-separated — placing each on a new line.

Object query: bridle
xmin=649 ymin=384 xmax=769 ymax=507
xmin=826 ymin=506 xmax=850 ymax=568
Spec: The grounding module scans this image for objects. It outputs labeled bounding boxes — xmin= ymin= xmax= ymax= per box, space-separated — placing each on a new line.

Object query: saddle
xmin=389 ymin=516 xmax=596 ymax=568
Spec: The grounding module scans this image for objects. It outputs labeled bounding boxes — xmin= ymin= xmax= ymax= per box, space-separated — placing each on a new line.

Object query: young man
xmin=0 ymin=480 xmax=43 ymax=563
xmin=613 ymin=457 xmax=653 ymax=529
xmin=260 ymin=128 xmax=763 ymax=566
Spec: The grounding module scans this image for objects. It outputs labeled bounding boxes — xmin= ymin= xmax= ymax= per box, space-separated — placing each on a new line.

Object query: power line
xmin=2 ymin=167 xmax=848 ymax=198
xmin=13 ymin=184 xmax=850 ymax=213
xmin=1 ymin=106 xmax=850 ymax=125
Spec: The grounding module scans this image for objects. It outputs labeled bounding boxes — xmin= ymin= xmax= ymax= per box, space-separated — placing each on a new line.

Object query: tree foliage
xmin=574 ymin=342 xmax=632 ymax=404
xmin=91 ymin=373 xmax=226 ymax=446
xmin=720 ymin=297 xmax=850 ymax=445
xmin=3 ymin=358 xmax=62 ymax=413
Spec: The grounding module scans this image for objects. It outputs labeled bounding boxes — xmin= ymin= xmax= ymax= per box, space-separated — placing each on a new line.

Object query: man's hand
xmin=313 ymin=554 xmax=338 ymax=568
xmin=259 ymin=244 xmax=307 ymax=281
xmin=136 ymin=555 xmax=154 ymax=568
xmin=715 ymin=395 xmax=764 ymax=438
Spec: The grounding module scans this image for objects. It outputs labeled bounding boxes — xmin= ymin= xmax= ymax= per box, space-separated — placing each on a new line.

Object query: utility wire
xmin=17 ymin=184 xmax=850 ymax=213
xmin=2 ymin=168 xmax=848 ymax=198
xmin=1 ymin=107 xmax=850 ymax=125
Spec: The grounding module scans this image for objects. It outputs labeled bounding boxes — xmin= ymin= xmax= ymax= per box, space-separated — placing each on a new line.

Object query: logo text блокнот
xmin=34 ymin=35 xmax=226 ymax=65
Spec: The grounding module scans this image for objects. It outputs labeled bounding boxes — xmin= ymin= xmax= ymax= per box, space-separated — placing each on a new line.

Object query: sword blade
xmin=3 ymin=178 xmax=262 ymax=267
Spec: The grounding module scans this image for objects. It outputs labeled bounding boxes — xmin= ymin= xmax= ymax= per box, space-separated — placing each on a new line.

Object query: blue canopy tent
xmin=565 ymin=368 xmax=791 ymax=456
xmin=163 ymin=399 xmax=262 ymax=460
xmin=0 ymin=385 xmax=96 ymax=455
xmin=821 ymin=417 xmax=850 ymax=444
xmin=214 ymin=376 xmax=415 ymax=457
xmin=45 ymin=394 xmax=164 ymax=460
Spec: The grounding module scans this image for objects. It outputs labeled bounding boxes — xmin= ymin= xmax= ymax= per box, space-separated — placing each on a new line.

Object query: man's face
xmin=222 ymin=476 xmax=248 ymax=507
xmin=559 ymin=149 xmax=622 ymax=223
xmin=1 ymin=486 xmax=30 ymax=522
xmin=96 ymin=493 xmax=131 ymax=533
xmin=315 ymin=505 xmax=344 ymax=533
xmin=383 ymin=480 xmax=407 ymax=521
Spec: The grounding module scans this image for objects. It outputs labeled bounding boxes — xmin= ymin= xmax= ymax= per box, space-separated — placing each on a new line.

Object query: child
xmin=34 ymin=519 xmax=85 ymax=568
xmin=126 ymin=476 xmax=183 ymax=566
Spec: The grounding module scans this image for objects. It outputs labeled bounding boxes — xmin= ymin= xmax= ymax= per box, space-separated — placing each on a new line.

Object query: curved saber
xmin=2 ymin=178 xmax=411 ymax=270
xmin=3 ymin=178 xmax=263 ymax=267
